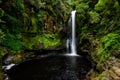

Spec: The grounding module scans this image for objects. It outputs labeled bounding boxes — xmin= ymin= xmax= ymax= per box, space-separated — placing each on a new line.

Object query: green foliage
xmin=99 ymin=72 xmax=105 ymax=78
xmin=23 ymin=35 xmax=41 ymax=50
xmin=98 ymin=33 xmax=120 ymax=62
xmin=0 ymin=8 xmax=5 ymax=23
xmin=15 ymin=0 xmax=25 ymax=10
xmin=29 ymin=0 xmax=45 ymax=9
xmin=75 ymin=2 xmax=89 ymax=25
xmin=95 ymin=0 xmax=113 ymax=11
xmin=102 ymin=33 xmax=120 ymax=49
xmin=40 ymin=34 xmax=60 ymax=48
xmin=76 ymin=2 xmax=89 ymax=13
xmin=0 ymin=8 xmax=4 ymax=18
xmin=2 ymin=33 xmax=22 ymax=52
xmin=73 ymin=1 xmax=89 ymax=33
xmin=30 ymin=16 xmax=37 ymax=33
xmin=0 ymin=0 xmax=70 ymax=53
xmin=114 ymin=1 xmax=119 ymax=8
xmin=89 ymin=11 xmax=101 ymax=23
xmin=8 ymin=0 xmax=25 ymax=12
xmin=6 ymin=14 xmax=22 ymax=34
xmin=30 ymin=0 xmax=71 ymax=22
xmin=96 ymin=71 xmax=106 ymax=79
xmin=0 ymin=47 xmax=7 ymax=56
xmin=36 ymin=10 xmax=43 ymax=29
xmin=73 ymin=0 xmax=120 ymax=64
xmin=23 ymin=34 xmax=60 ymax=49
xmin=0 ymin=29 xmax=5 ymax=43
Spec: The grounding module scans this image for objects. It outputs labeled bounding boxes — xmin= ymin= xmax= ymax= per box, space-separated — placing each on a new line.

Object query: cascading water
xmin=66 ymin=10 xmax=78 ymax=56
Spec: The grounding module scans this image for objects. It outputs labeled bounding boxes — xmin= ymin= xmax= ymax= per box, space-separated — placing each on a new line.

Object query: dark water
xmin=7 ymin=54 xmax=92 ymax=80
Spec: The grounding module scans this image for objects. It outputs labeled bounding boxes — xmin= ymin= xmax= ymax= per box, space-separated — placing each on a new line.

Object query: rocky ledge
xmin=89 ymin=57 xmax=120 ymax=80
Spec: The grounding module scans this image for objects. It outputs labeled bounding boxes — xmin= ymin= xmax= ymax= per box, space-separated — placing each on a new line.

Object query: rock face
xmin=106 ymin=57 xmax=120 ymax=79
xmin=100 ymin=57 xmax=120 ymax=80
xmin=112 ymin=67 xmax=120 ymax=76
xmin=109 ymin=66 xmax=120 ymax=80
xmin=89 ymin=57 xmax=120 ymax=80
xmin=109 ymin=70 xmax=120 ymax=80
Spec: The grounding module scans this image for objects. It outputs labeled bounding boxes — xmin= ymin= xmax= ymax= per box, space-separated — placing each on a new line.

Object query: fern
xmin=40 ymin=34 xmax=60 ymax=48
xmin=2 ymin=33 xmax=22 ymax=52
xmin=98 ymin=33 xmax=120 ymax=62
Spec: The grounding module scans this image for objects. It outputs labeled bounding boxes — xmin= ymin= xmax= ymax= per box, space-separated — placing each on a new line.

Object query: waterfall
xmin=66 ymin=10 xmax=78 ymax=56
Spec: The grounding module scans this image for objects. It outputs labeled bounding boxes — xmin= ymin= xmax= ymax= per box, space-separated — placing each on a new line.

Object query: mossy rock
xmin=22 ymin=33 xmax=61 ymax=50
xmin=22 ymin=35 xmax=41 ymax=50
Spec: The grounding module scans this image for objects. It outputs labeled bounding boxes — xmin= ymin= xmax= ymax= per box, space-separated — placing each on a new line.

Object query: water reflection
xmin=6 ymin=55 xmax=91 ymax=80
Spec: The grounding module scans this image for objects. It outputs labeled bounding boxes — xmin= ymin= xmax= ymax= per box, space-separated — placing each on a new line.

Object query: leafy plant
xmin=6 ymin=14 xmax=22 ymax=34
xmin=29 ymin=0 xmax=45 ymax=9
xmin=0 ymin=47 xmax=7 ymax=57
xmin=98 ymin=33 xmax=120 ymax=62
xmin=95 ymin=0 xmax=112 ymax=11
xmin=40 ymin=34 xmax=60 ymax=48
xmin=15 ymin=0 xmax=25 ymax=10
xmin=0 ymin=8 xmax=5 ymax=23
xmin=22 ymin=35 xmax=41 ymax=50
xmin=89 ymin=11 xmax=101 ymax=23
xmin=23 ymin=33 xmax=60 ymax=49
xmin=30 ymin=0 xmax=71 ymax=22
xmin=0 ymin=29 xmax=5 ymax=43
xmin=2 ymin=33 xmax=22 ymax=52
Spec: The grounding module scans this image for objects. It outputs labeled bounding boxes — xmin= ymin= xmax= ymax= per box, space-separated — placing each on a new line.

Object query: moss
xmin=40 ymin=34 xmax=61 ymax=48
xmin=30 ymin=17 xmax=37 ymax=33
xmin=22 ymin=33 xmax=61 ymax=50
xmin=22 ymin=35 xmax=41 ymax=50
xmin=2 ymin=33 xmax=22 ymax=52
xmin=89 ymin=11 xmax=101 ymax=23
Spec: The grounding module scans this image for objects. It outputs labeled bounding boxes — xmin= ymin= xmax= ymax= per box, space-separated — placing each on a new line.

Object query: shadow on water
xmin=6 ymin=52 xmax=92 ymax=80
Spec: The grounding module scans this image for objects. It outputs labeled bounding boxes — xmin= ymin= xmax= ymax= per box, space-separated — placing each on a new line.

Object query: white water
xmin=66 ymin=10 xmax=78 ymax=56
xmin=71 ymin=10 xmax=77 ymax=55
xmin=2 ymin=64 xmax=15 ymax=70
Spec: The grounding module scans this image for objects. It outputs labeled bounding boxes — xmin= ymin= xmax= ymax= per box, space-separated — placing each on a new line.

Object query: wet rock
xmin=89 ymin=57 xmax=120 ymax=80
xmin=2 ymin=54 xmax=13 ymax=65
xmin=2 ymin=64 xmax=15 ymax=71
